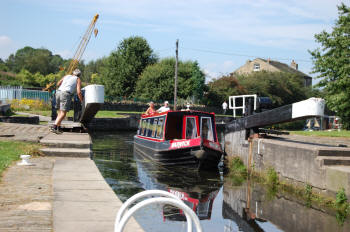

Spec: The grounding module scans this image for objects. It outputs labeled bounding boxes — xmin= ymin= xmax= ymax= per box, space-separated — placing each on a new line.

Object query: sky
xmin=1 ymin=0 xmax=348 ymax=83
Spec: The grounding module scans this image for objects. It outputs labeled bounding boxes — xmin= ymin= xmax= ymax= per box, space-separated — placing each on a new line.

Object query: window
xmin=152 ymin=118 xmax=158 ymax=137
xmin=253 ymin=63 xmax=260 ymax=71
xmin=201 ymin=117 xmax=214 ymax=141
xmin=156 ymin=117 xmax=165 ymax=139
xmin=141 ymin=119 xmax=147 ymax=135
xmin=185 ymin=117 xmax=197 ymax=139
xmin=147 ymin=118 xmax=154 ymax=137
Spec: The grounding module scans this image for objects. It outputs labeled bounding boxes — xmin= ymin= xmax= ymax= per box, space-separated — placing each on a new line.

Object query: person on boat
xmin=145 ymin=101 xmax=156 ymax=115
xmin=157 ymin=101 xmax=170 ymax=113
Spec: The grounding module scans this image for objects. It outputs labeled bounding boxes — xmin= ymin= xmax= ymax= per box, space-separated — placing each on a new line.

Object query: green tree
xmin=203 ymin=74 xmax=246 ymax=106
xmin=103 ymin=36 xmax=158 ymax=97
xmin=83 ymin=57 xmax=108 ymax=83
xmin=16 ymin=69 xmax=35 ymax=87
xmin=0 ymin=58 xmax=9 ymax=72
xmin=309 ymin=3 xmax=350 ymax=129
xmin=134 ymin=58 xmax=205 ymax=102
xmin=205 ymin=71 xmax=309 ymax=107
xmin=5 ymin=46 xmax=64 ymax=75
xmin=238 ymin=71 xmax=308 ymax=107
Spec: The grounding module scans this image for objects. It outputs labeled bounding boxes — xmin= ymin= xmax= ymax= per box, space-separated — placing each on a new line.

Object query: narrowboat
xmin=133 ymin=110 xmax=223 ymax=169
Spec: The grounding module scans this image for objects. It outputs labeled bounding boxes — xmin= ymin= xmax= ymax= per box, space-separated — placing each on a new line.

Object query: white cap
xmin=73 ymin=69 xmax=81 ymax=76
xmin=164 ymin=101 xmax=169 ymax=104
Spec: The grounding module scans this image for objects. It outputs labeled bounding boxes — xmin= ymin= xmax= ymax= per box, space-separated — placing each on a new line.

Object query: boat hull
xmin=134 ymin=136 xmax=222 ymax=169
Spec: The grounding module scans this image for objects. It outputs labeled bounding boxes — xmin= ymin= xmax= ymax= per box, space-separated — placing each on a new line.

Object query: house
xmin=234 ymin=58 xmax=312 ymax=87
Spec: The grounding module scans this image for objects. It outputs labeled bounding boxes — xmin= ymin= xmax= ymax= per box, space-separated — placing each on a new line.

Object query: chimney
xmin=291 ymin=60 xmax=298 ymax=70
xmin=267 ymin=58 xmax=270 ymax=64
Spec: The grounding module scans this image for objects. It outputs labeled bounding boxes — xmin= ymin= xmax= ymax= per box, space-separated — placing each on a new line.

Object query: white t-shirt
xmin=157 ymin=106 xmax=170 ymax=113
xmin=58 ymin=75 xmax=78 ymax=94
xmin=222 ymin=102 xmax=228 ymax=110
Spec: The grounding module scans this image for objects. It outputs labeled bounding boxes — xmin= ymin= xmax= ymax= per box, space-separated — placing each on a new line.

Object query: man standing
xmin=157 ymin=101 xmax=170 ymax=113
xmin=50 ymin=69 xmax=83 ymax=134
xmin=222 ymin=101 xmax=228 ymax=115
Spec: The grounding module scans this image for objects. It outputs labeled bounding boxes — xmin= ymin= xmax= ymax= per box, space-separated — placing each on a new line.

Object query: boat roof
xmin=141 ymin=110 xmax=215 ymax=119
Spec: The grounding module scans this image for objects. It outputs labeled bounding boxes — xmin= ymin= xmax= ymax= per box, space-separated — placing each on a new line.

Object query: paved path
xmin=0 ymin=122 xmax=49 ymax=142
xmin=0 ymin=157 xmax=54 ymax=232
xmin=53 ymin=158 xmax=144 ymax=232
xmin=0 ymin=122 xmax=144 ymax=232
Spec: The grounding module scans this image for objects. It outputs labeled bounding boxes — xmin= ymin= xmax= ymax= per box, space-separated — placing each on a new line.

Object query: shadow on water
xmin=92 ymin=131 xmax=350 ymax=232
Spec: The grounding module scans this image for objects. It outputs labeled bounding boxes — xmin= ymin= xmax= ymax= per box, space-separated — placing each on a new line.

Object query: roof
xmin=141 ymin=110 xmax=215 ymax=119
xmin=259 ymin=58 xmax=311 ymax=78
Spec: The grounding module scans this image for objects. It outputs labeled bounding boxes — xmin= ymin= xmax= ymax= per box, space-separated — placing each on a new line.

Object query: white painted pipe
xmin=115 ymin=197 xmax=202 ymax=232
xmin=115 ymin=190 xmax=194 ymax=232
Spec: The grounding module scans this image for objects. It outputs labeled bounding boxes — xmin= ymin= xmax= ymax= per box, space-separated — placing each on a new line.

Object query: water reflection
xmin=134 ymin=151 xmax=222 ymax=221
xmin=222 ymin=179 xmax=350 ymax=232
xmin=92 ymin=132 xmax=350 ymax=232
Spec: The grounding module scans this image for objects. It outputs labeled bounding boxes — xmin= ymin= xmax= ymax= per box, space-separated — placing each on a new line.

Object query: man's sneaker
xmin=49 ymin=126 xmax=56 ymax=133
xmin=56 ymin=127 xmax=63 ymax=134
xmin=50 ymin=126 xmax=63 ymax=134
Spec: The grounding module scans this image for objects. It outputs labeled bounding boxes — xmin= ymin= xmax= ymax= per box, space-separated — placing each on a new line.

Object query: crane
xmin=44 ymin=13 xmax=99 ymax=91
xmin=66 ymin=13 xmax=99 ymax=75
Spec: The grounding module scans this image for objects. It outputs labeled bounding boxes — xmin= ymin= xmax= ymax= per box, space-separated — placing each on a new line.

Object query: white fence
xmin=0 ymin=86 xmax=51 ymax=103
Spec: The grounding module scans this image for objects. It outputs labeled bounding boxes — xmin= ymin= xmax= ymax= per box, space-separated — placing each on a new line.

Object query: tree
xmin=309 ymin=3 xmax=350 ymax=129
xmin=5 ymin=46 xmax=64 ymax=75
xmin=205 ymin=71 xmax=309 ymax=107
xmin=103 ymin=36 xmax=158 ymax=97
xmin=83 ymin=57 xmax=108 ymax=83
xmin=134 ymin=58 xmax=205 ymax=102
xmin=203 ymin=74 xmax=246 ymax=106
xmin=238 ymin=71 xmax=308 ymax=107
xmin=0 ymin=58 xmax=8 ymax=72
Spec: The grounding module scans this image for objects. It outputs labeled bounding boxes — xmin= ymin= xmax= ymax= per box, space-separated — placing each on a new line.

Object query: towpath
xmin=0 ymin=122 xmax=144 ymax=232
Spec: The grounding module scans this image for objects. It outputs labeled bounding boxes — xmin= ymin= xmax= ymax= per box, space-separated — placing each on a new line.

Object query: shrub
xmin=10 ymin=98 xmax=50 ymax=111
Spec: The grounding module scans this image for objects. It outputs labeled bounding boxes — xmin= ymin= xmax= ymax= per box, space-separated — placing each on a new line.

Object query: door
xmin=200 ymin=117 xmax=214 ymax=141
xmin=184 ymin=116 xmax=198 ymax=139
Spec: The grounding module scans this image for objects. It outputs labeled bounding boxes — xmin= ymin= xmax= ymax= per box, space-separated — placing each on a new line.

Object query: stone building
xmin=234 ymin=58 xmax=312 ymax=87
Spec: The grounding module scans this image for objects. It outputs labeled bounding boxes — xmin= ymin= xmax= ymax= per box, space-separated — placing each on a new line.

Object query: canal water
xmin=92 ymin=132 xmax=349 ymax=232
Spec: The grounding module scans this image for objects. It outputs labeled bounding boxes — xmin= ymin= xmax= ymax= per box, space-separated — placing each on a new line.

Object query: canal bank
xmin=0 ymin=122 xmax=144 ymax=232
xmin=225 ymin=130 xmax=350 ymax=198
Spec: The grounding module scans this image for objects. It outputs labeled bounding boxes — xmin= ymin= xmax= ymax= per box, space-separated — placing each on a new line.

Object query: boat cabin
xmin=137 ymin=111 xmax=218 ymax=142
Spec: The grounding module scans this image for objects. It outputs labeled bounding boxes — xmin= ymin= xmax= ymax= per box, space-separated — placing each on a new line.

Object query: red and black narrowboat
xmin=133 ymin=110 xmax=223 ymax=169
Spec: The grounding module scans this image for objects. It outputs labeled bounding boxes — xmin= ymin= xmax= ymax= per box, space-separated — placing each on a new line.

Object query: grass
xmin=94 ymin=111 xmax=134 ymax=118
xmin=0 ymin=141 xmax=42 ymax=178
xmin=227 ymin=156 xmax=247 ymax=186
xmin=290 ymin=130 xmax=350 ymax=138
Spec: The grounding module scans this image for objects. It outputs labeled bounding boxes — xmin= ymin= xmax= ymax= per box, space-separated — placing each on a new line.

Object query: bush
xmin=10 ymin=98 xmax=50 ymax=111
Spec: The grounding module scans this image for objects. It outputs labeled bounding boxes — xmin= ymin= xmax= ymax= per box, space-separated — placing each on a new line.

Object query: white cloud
xmin=29 ymin=0 xmax=343 ymax=50
xmin=0 ymin=36 xmax=16 ymax=59
xmin=203 ymin=60 xmax=236 ymax=82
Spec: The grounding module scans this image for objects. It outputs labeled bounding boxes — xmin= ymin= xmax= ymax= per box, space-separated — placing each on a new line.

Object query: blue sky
xmin=0 ymin=0 xmax=348 ymax=83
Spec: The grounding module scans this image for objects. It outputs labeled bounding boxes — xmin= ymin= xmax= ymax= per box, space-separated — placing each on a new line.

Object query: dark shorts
xmin=56 ymin=90 xmax=72 ymax=111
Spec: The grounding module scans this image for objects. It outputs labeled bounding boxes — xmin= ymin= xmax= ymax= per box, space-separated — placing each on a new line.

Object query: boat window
xmin=137 ymin=120 xmax=141 ymax=135
xmin=141 ymin=119 xmax=147 ymax=135
xmin=201 ymin=117 xmax=214 ymax=141
xmin=156 ymin=117 xmax=165 ymax=139
xmin=147 ymin=118 xmax=154 ymax=137
xmin=152 ymin=118 xmax=158 ymax=137
xmin=186 ymin=117 xmax=197 ymax=139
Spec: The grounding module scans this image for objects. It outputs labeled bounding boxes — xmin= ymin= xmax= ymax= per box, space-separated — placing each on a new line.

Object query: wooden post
xmin=174 ymin=39 xmax=178 ymax=111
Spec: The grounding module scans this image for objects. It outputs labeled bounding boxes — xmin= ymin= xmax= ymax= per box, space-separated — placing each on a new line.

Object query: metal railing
xmin=115 ymin=190 xmax=202 ymax=232
xmin=0 ymin=86 xmax=51 ymax=103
